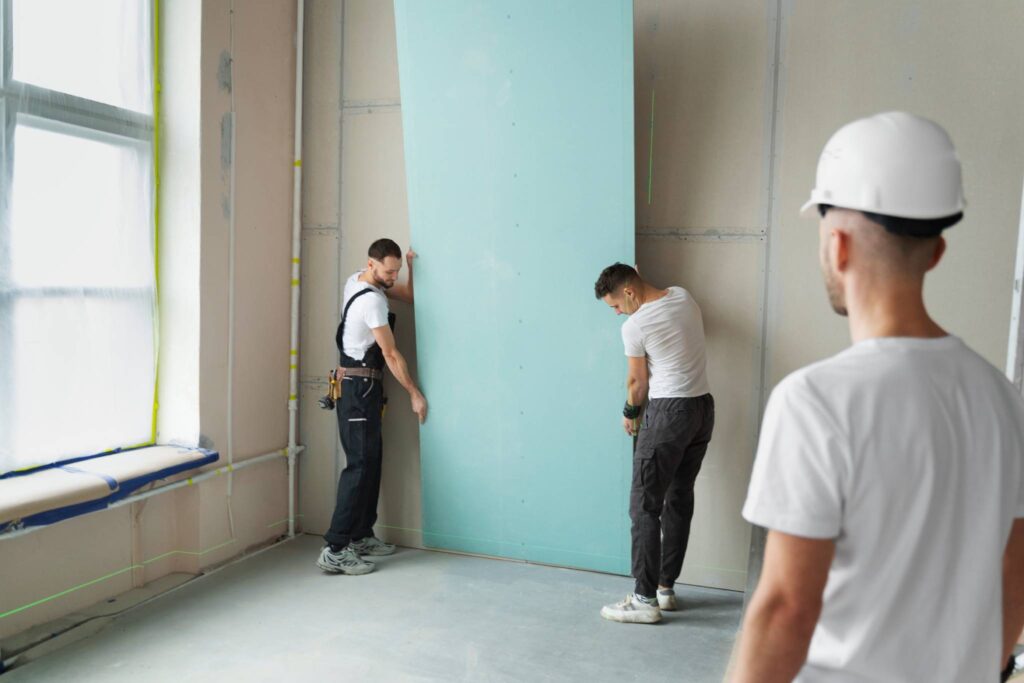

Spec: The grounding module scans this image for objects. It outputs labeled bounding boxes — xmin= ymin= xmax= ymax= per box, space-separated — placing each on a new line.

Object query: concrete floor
xmin=5 ymin=535 xmax=742 ymax=682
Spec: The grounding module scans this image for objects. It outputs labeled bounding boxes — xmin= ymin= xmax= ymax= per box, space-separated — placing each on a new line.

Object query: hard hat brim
xmin=799 ymin=197 xmax=818 ymax=219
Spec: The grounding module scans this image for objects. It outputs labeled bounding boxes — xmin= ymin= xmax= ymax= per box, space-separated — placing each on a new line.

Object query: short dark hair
xmin=594 ymin=263 xmax=639 ymax=299
xmin=818 ymin=204 xmax=961 ymax=238
xmin=368 ymin=238 xmax=402 ymax=261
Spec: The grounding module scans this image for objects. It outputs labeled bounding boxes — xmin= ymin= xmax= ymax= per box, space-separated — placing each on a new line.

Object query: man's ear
xmin=926 ymin=236 xmax=946 ymax=272
xmin=832 ymin=229 xmax=851 ymax=273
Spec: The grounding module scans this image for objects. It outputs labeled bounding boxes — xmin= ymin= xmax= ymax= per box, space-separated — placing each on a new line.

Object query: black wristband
xmin=623 ymin=402 xmax=641 ymax=419
xmin=1002 ymin=654 xmax=1015 ymax=682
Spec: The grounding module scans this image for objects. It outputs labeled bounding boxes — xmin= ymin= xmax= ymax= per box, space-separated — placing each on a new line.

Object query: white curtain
xmin=0 ymin=0 xmax=155 ymax=473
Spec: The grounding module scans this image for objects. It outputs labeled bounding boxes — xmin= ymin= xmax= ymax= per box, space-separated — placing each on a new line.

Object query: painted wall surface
xmin=392 ymin=0 xmax=635 ymax=573
xmin=0 ymin=1 xmax=296 ymax=640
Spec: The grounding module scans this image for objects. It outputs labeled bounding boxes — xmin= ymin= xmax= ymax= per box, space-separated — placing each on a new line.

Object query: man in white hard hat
xmin=731 ymin=112 xmax=1024 ymax=682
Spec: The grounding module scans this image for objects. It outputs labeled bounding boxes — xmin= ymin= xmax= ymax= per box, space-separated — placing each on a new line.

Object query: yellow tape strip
xmin=150 ymin=0 xmax=162 ymax=445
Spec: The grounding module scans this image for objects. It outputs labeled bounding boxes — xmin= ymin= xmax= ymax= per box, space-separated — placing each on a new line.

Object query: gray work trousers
xmin=630 ymin=393 xmax=715 ymax=598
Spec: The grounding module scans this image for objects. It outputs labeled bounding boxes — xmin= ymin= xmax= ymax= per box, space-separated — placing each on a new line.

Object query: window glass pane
xmin=8 ymin=295 xmax=156 ymax=468
xmin=11 ymin=120 xmax=154 ymax=289
xmin=12 ymin=0 xmax=152 ymax=113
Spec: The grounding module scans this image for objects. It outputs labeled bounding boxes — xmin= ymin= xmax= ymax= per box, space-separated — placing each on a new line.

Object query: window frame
xmin=0 ymin=0 xmax=158 ymax=470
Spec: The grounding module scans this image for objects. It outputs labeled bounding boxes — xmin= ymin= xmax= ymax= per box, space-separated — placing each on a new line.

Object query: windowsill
xmin=0 ymin=445 xmax=219 ymax=533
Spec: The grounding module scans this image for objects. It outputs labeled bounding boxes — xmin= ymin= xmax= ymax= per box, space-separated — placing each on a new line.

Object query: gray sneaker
xmin=350 ymin=536 xmax=396 ymax=556
xmin=316 ymin=545 xmax=374 ymax=575
xmin=600 ymin=594 xmax=662 ymax=624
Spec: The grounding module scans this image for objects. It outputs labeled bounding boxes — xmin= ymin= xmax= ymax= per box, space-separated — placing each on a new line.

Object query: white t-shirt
xmin=621 ymin=286 xmax=710 ymax=399
xmin=743 ymin=336 xmax=1024 ymax=682
xmin=340 ymin=271 xmax=389 ymax=361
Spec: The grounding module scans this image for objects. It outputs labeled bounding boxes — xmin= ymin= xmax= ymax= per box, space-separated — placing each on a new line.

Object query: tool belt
xmin=319 ymin=286 xmax=390 ymax=411
xmin=338 ymin=367 xmax=383 ymax=380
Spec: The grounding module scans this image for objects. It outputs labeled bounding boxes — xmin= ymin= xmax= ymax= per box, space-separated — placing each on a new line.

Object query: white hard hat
xmin=800 ymin=111 xmax=965 ymax=221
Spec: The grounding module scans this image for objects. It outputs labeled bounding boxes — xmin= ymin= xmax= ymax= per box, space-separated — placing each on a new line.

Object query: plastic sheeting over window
xmin=0 ymin=0 xmax=155 ymax=474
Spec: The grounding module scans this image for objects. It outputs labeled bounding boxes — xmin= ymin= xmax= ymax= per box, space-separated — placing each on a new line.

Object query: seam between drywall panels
xmin=745 ymin=0 xmax=790 ymax=603
xmin=343 ymin=97 xmax=401 ymax=110
xmin=637 ymin=228 xmax=766 ymax=243
xmin=757 ymin=0 xmax=788 ymax=420
xmin=344 ymin=104 xmax=401 ymax=116
xmin=334 ymin=0 xmax=345 ymax=495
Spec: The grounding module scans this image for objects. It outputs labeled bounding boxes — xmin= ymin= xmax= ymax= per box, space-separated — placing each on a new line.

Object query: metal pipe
xmin=1005 ymin=177 xmax=1024 ymax=390
xmin=287 ymin=0 xmax=306 ymax=539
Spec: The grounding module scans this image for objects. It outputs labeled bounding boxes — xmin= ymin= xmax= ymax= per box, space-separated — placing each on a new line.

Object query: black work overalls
xmin=324 ymin=287 xmax=395 ymax=549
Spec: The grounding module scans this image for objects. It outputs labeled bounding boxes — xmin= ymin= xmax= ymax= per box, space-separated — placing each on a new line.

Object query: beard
xmin=371 ymin=273 xmax=394 ymax=289
xmin=823 ymin=266 xmax=847 ymax=317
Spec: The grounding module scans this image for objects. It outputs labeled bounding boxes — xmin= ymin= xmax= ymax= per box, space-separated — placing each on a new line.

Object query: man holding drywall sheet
xmin=731 ymin=112 xmax=1024 ymax=682
xmin=317 ymin=239 xmax=427 ymax=576
xmin=594 ymin=264 xmax=715 ymax=624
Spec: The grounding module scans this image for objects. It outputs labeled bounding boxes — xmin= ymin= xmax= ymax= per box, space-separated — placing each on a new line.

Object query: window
xmin=0 ymin=0 xmax=156 ymax=472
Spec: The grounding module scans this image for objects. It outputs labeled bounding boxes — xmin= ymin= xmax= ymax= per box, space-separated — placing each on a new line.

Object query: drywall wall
xmin=767 ymin=0 xmax=1024 ymax=383
xmin=746 ymin=0 xmax=1024 ymax=592
xmin=633 ymin=0 xmax=773 ymax=591
xmin=393 ymin=0 xmax=635 ymax=573
xmin=1 ymin=0 xmax=296 ymax=640
xmin=297 ymin=0 xmax=765 ymax=590
xmin=298 ymin=0 xmax=425 ymax=550
xmin=297 ymin=0 xmax=1024 ymax=595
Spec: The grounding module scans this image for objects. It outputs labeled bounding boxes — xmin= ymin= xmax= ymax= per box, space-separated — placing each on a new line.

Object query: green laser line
xmin=0 ymin=538 xmax=238 ymax=621
xmin=1 ymin=526 xmax=743 ymax=621
xmin=0 ymin=566 xmax=138 ymax=621
xmin=266 ymin=514 xmax=305 ymax=529
xmin=647 ymin=88 xmax=655 ymax=205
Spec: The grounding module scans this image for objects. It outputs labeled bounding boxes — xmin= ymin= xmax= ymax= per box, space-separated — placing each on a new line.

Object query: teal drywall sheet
xmin=394 ymin=0 xmax=635 ymax=575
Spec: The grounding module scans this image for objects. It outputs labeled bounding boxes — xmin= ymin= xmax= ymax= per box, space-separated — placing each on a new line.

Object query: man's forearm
xmin=1003 ymin=548 xmax=1024 ymax=661
xmin=627 ymin=378 xmax=648 ymax=407
xmin=384 ymin=349 xmax=421 ymax=398
xmin=731 ymin=594 xmax=817 ymax=683
xmin=1003 ymin=581 xmax=1024 ymax=663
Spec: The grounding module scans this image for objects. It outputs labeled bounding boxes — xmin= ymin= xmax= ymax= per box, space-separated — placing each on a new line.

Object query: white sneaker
xmin=657 ymin=588 xmax=678 ymax=611
xmin=600 ymin=594 xmax=662 ymax=624
xmin=316 ymin=545 xmax=375 ymax=575
xmin=350 ymin=536 xmax=396 ymax=556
